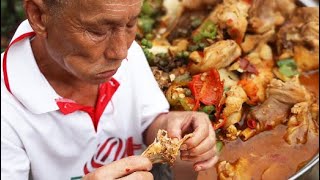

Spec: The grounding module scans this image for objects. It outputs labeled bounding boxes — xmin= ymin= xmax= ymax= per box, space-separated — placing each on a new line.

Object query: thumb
xmin=87 ymin=156 xmax=152 ymax=179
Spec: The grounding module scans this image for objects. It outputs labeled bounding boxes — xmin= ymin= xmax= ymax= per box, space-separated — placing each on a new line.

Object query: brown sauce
xmin=198 ymin=71 xmax=319 ymax=180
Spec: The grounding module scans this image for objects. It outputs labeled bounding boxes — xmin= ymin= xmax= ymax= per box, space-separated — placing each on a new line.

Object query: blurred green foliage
xmin=1 ymin=0 xmax=25 ymax=52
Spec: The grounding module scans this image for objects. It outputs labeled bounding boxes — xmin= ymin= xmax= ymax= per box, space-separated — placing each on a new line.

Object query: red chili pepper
xmin=239 ymin=58 xmax=259 ymax=75
xmin=247 ymin=118 xmax=257 ymax=129
xmin=243 ymin=0 xmax=252 ymax=4
xmin=213 ymin=115 xmax=227 ymax=130
xmin=188 ymin=69 xmax=224 ymax=109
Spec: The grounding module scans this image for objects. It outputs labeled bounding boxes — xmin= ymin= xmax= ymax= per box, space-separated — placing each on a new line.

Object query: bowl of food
xmin=135 ymin=0 xmax=319 ymax=179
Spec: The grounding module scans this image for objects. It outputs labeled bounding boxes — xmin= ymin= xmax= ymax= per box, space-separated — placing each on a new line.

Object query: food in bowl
xmin=136 ymin=0 xmax=319 ymax=179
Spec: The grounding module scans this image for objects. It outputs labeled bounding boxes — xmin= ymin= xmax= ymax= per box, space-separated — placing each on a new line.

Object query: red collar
xmin=56 ymin=78 xmax=119 ymax=131
xmin=3 ymin=32 xmax=36 ymax=93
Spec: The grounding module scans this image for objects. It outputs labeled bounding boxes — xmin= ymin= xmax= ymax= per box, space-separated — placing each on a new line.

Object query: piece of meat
xmin=240 ymin=63 xmax=274 ymax=104
xmin=182 ymin=0 xmax=221 ymax=10
xmin=276 ymin=7 xmax=319 ymax=71
xmin=189 ymin=40 xmax=241 ymax=74
xmin=141 ymin=129 xmax=193 ymax=166
xmin=152 ymin=67 xmax=170 ymax=90
xmin=250 ymin=77 xmax=311 ymax=131
xmin=223 ymin=85 xmax=248 ymax=128
xmin=248 ymin=0 xmax=296 ymax=34
xmin=241 ymin=29 xmax=275 ymax=53
xmin=207 ymin=0 xmax=251 ymax=43
xmin=284 ymin=102 xmax=319 ymax=145
xmin=217 ymin=158 xmax=251 ymax=180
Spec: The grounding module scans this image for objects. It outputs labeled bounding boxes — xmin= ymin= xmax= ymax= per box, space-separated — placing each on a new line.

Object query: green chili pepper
xmin=192 ymin=21 xmax=217 ymax=43
xmin=200 ymin=105 xmax=215 ymax=115
xmin=277 ymin=58 xmax=299 ymax=77
xmin=216 ymin=141 xmax=224 ymax=153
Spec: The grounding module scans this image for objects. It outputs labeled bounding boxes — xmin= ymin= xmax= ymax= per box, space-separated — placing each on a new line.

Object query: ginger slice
xmin=141 ymin=129 xmax=193 ymax=166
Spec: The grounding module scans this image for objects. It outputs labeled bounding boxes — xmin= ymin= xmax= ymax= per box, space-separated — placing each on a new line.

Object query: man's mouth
xmin=96 ymin=69 xmax=118 ymax=79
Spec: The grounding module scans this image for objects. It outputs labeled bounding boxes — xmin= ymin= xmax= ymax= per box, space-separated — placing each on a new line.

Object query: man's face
xmin=44 ymin=0 xmax=142 ymax=84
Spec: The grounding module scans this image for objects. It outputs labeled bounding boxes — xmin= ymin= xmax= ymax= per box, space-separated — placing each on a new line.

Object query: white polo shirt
xmin=1 ymin=20 xmax=169 ymax=180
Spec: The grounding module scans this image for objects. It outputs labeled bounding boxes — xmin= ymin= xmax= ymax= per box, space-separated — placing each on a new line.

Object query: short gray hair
xmin=43 ymin=0 xmax=70 ymax=14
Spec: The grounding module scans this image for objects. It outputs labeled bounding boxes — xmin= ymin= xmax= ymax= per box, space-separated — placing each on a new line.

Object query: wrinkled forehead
xmin=74 ymin=0 xmax=143 ymax=12
xmin=66 ymin=0 xmax=143 ymax=23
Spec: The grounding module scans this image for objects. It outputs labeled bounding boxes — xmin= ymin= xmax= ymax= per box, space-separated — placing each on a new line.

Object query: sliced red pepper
xmin=239 ymin=58 xmax=259 ymax=75
xmin=238 ymin=79 xmax=259 ymax=105
xmin=188 ymin=69 xmax=224 ymax=108
xmin=213 ymin=115 xmax=227 ymax=130
xmin=247 ymin=118 xmax=257 ymax=129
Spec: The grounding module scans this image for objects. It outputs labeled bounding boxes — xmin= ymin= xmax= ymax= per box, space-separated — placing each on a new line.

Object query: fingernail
xmin=180 ymin=144 xmax=188 ymax=150
xmin=195 ymin=166 xmax=202 ymax=171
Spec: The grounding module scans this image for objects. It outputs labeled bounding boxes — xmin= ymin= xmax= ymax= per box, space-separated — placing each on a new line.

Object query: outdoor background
xmin=1 ymin=0 xmax=25 ymax=52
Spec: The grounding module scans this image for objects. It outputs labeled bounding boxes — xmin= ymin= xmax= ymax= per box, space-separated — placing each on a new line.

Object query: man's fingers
xmin=101 ymin=156 xmax=152 ymax=178
xmin=166 ymin=112 xmax=193 ymax=139
xmin=180 ymin=145 xmax=216 ymax=162
xmin=180 ymin=135 xmax=215 ymax=157
xmin=193 ymin=155 xmax=219 ymax=172
xmin=118 ymin=171 xmax=154 ymax=180
xmin=182 ymin=114 xmax=209 ymax=149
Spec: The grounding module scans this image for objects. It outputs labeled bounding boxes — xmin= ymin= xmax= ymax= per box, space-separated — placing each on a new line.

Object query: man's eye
xmin=127 ymin=20 xmax=137 ymax=28
xmin=85 ymin=30 xmax=106 ymax=41
xmin=89 ymin=30 xmax=105 ymax=37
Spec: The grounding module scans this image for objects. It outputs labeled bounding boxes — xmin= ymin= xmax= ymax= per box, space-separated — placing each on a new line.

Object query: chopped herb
xmin=200 ymin=105 xmax=215 ymax=115
xmin=277 ymin=58 xmax=299 ymax=77
xmin=216 ymin=141 xmax=224 ymax=153
xmin=192 ymin=20 xmax=217 ymax=43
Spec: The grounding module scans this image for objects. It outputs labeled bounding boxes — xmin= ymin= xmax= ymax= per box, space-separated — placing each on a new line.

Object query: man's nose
xmin=104 ymin=29 xmax=128 ymax=61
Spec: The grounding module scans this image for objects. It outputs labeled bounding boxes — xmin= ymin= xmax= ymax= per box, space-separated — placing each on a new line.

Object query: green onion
xmin=141 ymin=38 xmax=153 ymax=49
xmin=200 ymin=105 xmax=215 ymax=115
xmin=277 ymin=58 xmax=299 ymax=77
xmin=216 ymin=141 xmax=224 ymax=153
xmin=179 ymin=98 xmax=193 ymax=111
xmin=192 ymin=20 xmax=217 ymax=43
xmin=141 ymin=2 xmax=155 ymax=16
xmin=138 ymin=17 xmax=155 ymax=34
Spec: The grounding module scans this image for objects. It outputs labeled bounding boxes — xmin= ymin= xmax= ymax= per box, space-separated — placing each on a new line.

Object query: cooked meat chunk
xmin=208 ymin=0 xmax=251 ymax=43
xmin=250 ymin=77 xmax=311 ymax=131
xmin=240 ymin=63 xmax=274 ymax=104
xmin=141 ymin=129 xmax=193 ymax=166
xmin=241 ymin=29 xmax=275 ymax=53
xmin=217 ymin=158 xmax=251 ymax=180
xmin=189 ymin=40 xmax=241 ymax=74
xmin=249 ymin=0 xmax=296 ymax=34
xmin=277 ymin=7 xmax=319 ymax=71
xmin=284 ymin=102 xmax=319 ymax=145
xmin=223 ymin=85 xmax=248 ymax=128
xmin=152 ymin=67 xmax=170 ymax=90
xmin=182 ymin=0 xmax=221 ymax=10
xmin=236 ymin=44 xmax=275 ymax=105
xmin=218 ymin=68 xmax=240 ymax=90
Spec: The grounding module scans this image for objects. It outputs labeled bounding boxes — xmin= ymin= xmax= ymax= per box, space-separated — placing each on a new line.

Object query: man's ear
xmin=24 ymin=0 xmax=49 ymax=38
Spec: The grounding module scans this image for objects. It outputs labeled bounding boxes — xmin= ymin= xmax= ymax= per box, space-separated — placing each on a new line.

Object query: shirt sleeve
xmin=1 ymin=117 xmax=30 ymax=180
xmin=127 ymin=41 xmax=170 ymax=133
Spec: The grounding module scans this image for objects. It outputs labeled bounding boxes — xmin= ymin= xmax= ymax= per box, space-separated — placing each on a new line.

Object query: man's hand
xmin=164 ymin=111 xmax=219 ymax=172
xmin=83 ymin=156 xmax=153 ymax=179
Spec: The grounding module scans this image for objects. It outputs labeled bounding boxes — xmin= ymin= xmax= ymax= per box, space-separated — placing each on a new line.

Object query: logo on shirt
xmin=83 ymin=137 xmax=142 ymax=175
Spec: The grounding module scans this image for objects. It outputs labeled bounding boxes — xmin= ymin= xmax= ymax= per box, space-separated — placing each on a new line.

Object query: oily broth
xmin=198 ymin=71 xmax=319 ymax=180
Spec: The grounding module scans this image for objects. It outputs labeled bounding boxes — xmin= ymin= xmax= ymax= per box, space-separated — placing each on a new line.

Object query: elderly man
xmin=1 ymin=0 xmax=218 ymax=179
